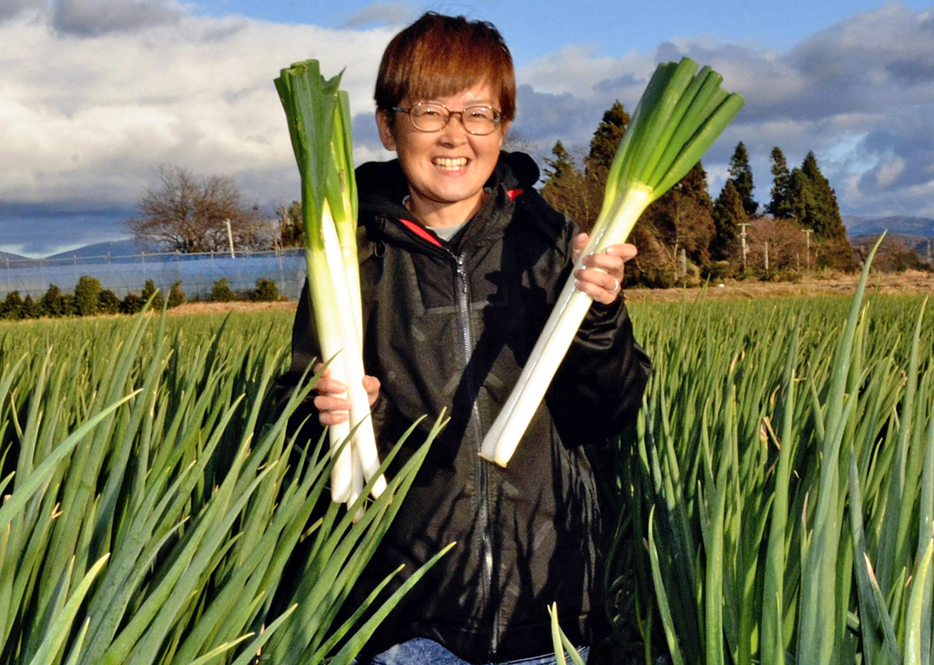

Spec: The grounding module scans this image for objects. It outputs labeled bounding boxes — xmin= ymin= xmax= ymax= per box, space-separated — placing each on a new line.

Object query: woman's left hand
xmin=572 ymin=233 xmax=638 ymax=305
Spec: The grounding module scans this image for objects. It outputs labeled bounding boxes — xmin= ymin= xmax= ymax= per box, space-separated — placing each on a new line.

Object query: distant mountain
xmin=845 ymin=216 xmax=934 ymax=238
xmin=0 ymin=250 xmax=28 ymax=263
xmin=46 ymin=239 xmax=152 ymax=259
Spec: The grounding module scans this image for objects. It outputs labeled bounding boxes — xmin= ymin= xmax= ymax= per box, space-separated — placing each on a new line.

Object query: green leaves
xmin=480 ymin=57 xmax=743 ymax=467
xmin=0 ymin=309 xmax=444 ymax=664
xmin=605 ymin=237 xmax=934 ymax=664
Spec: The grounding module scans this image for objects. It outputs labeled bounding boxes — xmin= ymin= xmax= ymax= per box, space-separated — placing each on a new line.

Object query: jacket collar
xmin=356 ymin=151 xmax=540 ymax=251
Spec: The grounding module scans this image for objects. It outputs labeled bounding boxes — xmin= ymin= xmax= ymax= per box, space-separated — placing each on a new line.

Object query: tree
xmin=277 ymin=200 xmax=304 ymax=248
xmin=141 ymin=280 xmax=164 ymax=310
xmin=120 ymin=293 xmax=144 ymax=315
xmin=167 ymin=281 xmax=186 ymax=308
xmin=786 ymin=152 xmax=857 ymax=270
xmin=1 ymin=291 xmax=25 ymax=320
xmin=540 ymin=101 xmax=632 ymax=234
xmin=252 ymin=278 xmax=279 ymax=302
xmin=727 ymin=142 xmax=757 ymax=217
xmin=211 ymin=278 xmax=236 ymax=303
xmin=74 ymin=275 xmax=102 ymax=316
xmin=126 ymin=165 xmax=266 ymax=254
xmin=39 ymin=284 xmax=65 ymax=318
xmin=98 ymin=289 xmax=121 ymax=314
xmin=711 ymin=180 xmax=746 ymax=260
xmin=586 ymin=100 xmax=630 ymax=175
xmin=768 ymin=147 xmax=793 ymax=219
xmin=540 ymin=142 xmax=594 ymax=228
xmin=640 ymin=162 xmax=716 ymax=274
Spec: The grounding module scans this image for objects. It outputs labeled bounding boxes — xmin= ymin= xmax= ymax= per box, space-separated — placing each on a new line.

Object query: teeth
xmin=433 ymin=157 xmax=467 ymax=170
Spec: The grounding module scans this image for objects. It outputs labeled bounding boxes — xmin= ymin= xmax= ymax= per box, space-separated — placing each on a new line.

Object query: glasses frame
xmin=392 ymin=102 xmax=503 ymax=136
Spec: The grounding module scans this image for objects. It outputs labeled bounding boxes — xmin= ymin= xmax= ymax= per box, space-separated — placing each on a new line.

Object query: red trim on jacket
xmin=507 ymin=188 xmax=524 ymax=201
xmin=399 ymin=218 xmax=442 ymax=247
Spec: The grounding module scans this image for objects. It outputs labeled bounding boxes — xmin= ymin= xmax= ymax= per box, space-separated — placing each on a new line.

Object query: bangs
xmin=375 ymin=13 xmax=516 ymax=122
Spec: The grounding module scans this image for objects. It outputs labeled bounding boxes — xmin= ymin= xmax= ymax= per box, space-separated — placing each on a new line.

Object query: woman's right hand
xmin=313 ymin=364 xmax=381 ymax=426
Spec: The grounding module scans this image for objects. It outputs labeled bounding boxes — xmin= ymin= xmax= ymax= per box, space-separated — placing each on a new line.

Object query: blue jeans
xmin=361 ymin=637 xmax=590 ymax=665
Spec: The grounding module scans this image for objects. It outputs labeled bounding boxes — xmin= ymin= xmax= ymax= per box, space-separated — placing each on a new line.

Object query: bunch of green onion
xmin=479 ymin=57 xmax=744 ymax=467
xmin=275 ymin=60 xmax=386 ymax=507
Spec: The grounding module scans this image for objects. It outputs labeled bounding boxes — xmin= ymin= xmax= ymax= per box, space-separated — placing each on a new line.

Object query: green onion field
xmin=0 ymin=265 xmax=932 ymax=663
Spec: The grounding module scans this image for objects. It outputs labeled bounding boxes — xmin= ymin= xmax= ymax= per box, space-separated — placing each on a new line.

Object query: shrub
xmin=252 ymin=277 xmax=278 ymax=302
xmin=61 ymin=294 xmax=77 ymax=317
xmin=167 ymin=281 xmax=186 ymax=308
xmin=211 ymin=278 xmax=236 ymax=302
xmin=1 ymin=291 xmax=25 ymax=320
xmin=22 ymin=295 xmax=39 ymax=319
xmin=98 ymin=289 xmax=121 ymax=314
xmin=120 ymin=293 xmax=144 ymax=315
xmin=141 ymin=279 xmax=164 ymax=310
xmin=39 ymin=284 xmax=65 ymax=318
xmin=74 ymin=275 xmax=103 ymax=316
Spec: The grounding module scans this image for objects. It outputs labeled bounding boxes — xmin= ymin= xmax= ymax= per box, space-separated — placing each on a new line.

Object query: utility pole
xmin=680 ymin=248 xmax=687 ymax=279
xmin=764 ymin=241 xmax=769 ymax=273
xmin=803 ymin=229 xmax=812 ymax=271
xmin=225 ymin=219 xmax=235 ymax=258
xmin=739 ymin=222 xmax=751 ymax=272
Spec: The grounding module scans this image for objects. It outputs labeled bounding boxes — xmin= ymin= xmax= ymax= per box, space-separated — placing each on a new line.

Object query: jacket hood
xmin=355 ymin=150 xmax=540 ymax=217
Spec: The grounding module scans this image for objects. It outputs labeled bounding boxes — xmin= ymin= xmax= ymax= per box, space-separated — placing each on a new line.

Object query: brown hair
xmin=375 ymin=12 xmax=516 ymax=123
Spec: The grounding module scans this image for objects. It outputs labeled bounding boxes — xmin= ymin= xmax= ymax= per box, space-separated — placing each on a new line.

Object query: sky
xmin=1 ymin=0 xmax=933 ymax=256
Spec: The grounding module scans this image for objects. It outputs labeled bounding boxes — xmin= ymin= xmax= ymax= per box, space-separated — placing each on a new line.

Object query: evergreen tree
xmin=586 ymin=100 xmax=630 ymax=175
xmin=542 ymin=141 xmax=575 ymax=181
xmin=167 ymin=281 xmax=186 ymax=308
xmin=784 ymin=152 xmax=856 ymax=270
xmin=768 ymin=146 xmax=793 ymax=218
xmin=22 ymin=295 xmax=39 ymax=319
xmin=540 ymin=141 xmax=595 ymax=230
xmin=727 ymin=142 xmax=757 ymax=217
xmin=141 ymin=280 xmax=164 ymax=310
xmin=39 ymin=284 xmax=65 ymax=317
xmin=799 ymin=152 xmax=847 ymax=241
xmin=711 ymin=180 xmax=746 ymax=260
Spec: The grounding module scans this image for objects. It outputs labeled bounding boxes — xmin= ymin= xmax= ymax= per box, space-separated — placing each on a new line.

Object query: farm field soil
xmin=626 ymin=269 xmax=934 ymax=302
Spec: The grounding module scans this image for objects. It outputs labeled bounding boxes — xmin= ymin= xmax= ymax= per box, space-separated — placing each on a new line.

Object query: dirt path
xmin=625 ymin=270 xmax=934 ymax=303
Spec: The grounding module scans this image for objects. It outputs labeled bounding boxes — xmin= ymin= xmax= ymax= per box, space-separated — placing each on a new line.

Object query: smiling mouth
xmin=432 ymin=157 xmax=468 ymax=171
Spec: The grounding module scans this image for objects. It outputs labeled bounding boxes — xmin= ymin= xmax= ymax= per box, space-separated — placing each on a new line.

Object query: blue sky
xmin=1 ymin=0 xmax=933 ymax=256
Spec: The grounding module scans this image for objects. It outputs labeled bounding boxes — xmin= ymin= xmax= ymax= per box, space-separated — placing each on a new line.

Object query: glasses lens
xmin=410 ymin=103 xmax=447 ymax=131
xmin=462 ymin=106 xmax=500 ymax=135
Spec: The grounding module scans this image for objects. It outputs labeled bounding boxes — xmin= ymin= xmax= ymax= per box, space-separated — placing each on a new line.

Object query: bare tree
xmin=126 ymin=165 xmax=267 ymax=253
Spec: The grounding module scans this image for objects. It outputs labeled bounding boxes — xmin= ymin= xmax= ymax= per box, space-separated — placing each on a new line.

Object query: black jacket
xmin=279 ymin=152 xmax=650 ymax=663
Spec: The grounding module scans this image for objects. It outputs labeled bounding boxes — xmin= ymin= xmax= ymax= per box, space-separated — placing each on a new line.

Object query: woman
xmin=281 ymin=12 xmax=650 ymax=665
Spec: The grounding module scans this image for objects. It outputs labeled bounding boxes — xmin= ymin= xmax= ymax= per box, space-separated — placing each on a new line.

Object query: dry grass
xmin=626 ymin=270 xmax=934 ymax=303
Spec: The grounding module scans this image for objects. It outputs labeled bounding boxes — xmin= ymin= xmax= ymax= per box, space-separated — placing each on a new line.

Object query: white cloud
xmin=513 ymin=2 xmax=934 ymax=218
xmin=876 ymin=156 xmax=906 ymax=188
xmin=2 ymin=2 xmax=934 ymax=256
xmin=0 ymin=12 xmax=396 ymax=214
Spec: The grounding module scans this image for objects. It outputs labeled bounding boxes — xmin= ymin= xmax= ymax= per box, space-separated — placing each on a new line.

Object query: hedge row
xmin=0 ymin=276 xmax=281 ymax=320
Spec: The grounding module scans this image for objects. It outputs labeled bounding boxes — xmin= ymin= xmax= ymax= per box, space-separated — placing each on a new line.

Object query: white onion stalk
xmin=324 ymin=92 xmax=387 ymax=499
xmin=480 ymin=57 xmax=745 ymax=467
xmin=275 ymin=60 xmax=385 ymax=508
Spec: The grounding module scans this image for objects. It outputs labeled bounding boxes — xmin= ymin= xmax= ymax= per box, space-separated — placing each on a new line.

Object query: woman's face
xmin=377 ymin=81 xmax=510 ymax=226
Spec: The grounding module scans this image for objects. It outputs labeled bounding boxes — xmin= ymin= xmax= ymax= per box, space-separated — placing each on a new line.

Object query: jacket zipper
xmin=448 ymin=248 xmax=499 ymax=659
xmin=390 ymin=217 xmax=501 ymax=658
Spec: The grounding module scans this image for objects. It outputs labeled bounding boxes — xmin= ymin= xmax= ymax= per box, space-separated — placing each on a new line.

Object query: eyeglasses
xmin=392 ymin=102 xmax=502 ymax=136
